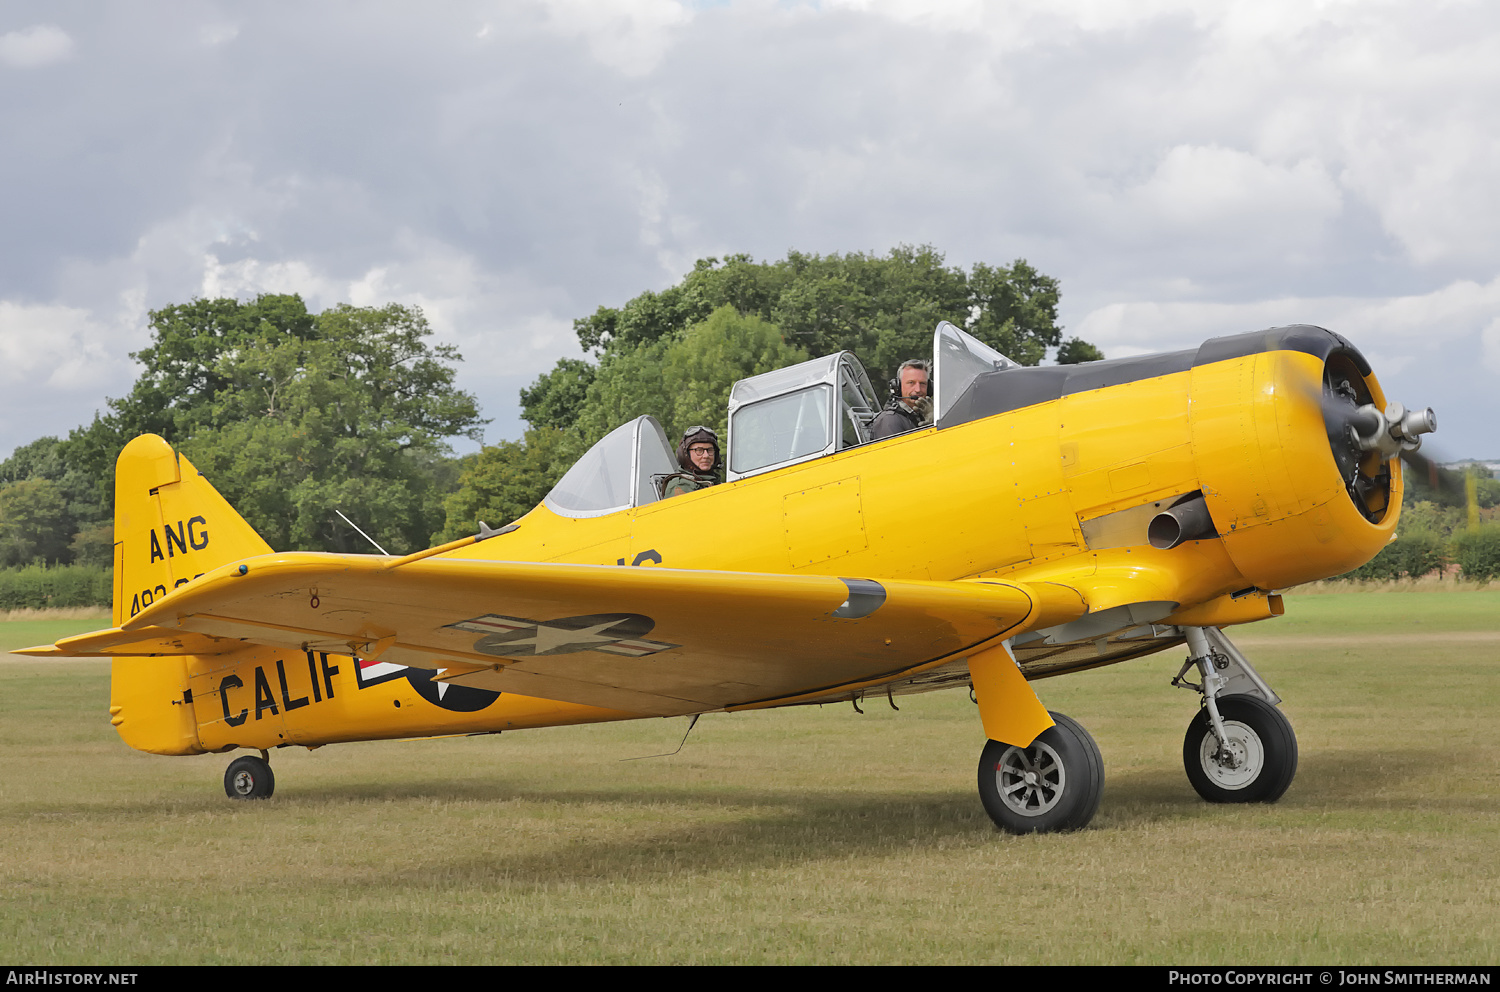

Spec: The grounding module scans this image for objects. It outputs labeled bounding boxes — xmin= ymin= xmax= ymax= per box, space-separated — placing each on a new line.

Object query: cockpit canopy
xmin=725 ymin=351 xmax=879 ymax=481
xmin=541 ymin=321 xmax=1022 ymax=515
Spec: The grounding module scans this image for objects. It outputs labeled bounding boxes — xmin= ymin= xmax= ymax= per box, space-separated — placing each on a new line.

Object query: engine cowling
xmin=1188 ymin=328 xmax=1420 ymax=589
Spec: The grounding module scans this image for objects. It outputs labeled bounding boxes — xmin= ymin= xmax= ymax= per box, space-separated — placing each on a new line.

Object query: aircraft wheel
xmin=1183 ymin=695 xmax=1297 ymax=804
xmin=977 ymin=712 xmax=1103 ymax=834
xmin=224 ymin=755 xmax=275 ymax=800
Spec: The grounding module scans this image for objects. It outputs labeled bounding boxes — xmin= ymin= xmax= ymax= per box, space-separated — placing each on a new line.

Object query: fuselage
xmin=109 ymin=325 xmax=1401 ymax=756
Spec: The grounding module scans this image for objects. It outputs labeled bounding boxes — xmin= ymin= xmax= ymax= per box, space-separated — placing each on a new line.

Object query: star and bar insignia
xmin=448 ymin=613 xmax=680 ymax=658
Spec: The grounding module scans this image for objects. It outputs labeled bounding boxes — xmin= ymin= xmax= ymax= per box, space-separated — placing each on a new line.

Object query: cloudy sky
xmin=2 ymin=0 xmax=1495 ymax=461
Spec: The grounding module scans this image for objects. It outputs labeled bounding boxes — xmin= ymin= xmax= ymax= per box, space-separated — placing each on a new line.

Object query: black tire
xmin=224 ymin=755 xmax=275 ymax=800
xmin=977 ymin=712 xmax=1104 ymax=834
xmin=1183 ymin=694 xmax=1297 ymax=803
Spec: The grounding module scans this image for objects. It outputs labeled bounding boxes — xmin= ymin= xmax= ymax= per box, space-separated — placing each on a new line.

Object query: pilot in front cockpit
xmin=662 ymin=426 xmax=722 ymax=497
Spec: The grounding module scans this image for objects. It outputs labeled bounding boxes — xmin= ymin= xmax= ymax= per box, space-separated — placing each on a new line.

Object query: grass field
xmin=2 ymin=591 xmax=1496 ymax=965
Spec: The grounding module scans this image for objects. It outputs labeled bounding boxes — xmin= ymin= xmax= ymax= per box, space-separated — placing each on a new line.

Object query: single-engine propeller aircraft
xmin=20 ymin=321 xmax=1436 ymax=833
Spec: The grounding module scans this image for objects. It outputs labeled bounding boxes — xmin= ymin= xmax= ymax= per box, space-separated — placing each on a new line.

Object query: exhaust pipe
xmin=1148 ymin=495 xmax=1217 ymax=550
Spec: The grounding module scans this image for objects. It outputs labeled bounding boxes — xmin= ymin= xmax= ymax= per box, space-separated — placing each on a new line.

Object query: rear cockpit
xmin=542 ymin=321 xmax=1023 ymax=516
xmin=725 ymin=351 xmax=879 ymax=481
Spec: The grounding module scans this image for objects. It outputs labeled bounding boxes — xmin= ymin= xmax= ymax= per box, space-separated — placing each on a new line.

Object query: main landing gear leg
xmin=1173 ymin=627 xmax=1297 ymax=803
xmin=224 ymin=749 xmax=275 ymax=800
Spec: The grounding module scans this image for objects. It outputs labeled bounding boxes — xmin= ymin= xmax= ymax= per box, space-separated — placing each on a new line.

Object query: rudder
xmin=113 ymin=434 xmax=272 ymax=627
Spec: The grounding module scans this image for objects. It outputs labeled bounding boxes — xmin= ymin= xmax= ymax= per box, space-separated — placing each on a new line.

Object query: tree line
xmin=1 ymin=245 xmax=1102 ymax=570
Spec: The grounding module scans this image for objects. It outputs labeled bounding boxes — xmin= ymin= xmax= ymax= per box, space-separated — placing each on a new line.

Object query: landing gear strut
xmin=1174 ymin=627 xmax=1297 ymax=803
xmin=977 ymin=712 xmax=1103 ymax=833
xmin=224 ymin=750 xmax=275 ymax=800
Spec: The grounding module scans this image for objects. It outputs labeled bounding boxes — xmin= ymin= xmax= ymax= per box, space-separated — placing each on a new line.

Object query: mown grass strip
xmin=1 ymin=592 xmax=1496 ymax=964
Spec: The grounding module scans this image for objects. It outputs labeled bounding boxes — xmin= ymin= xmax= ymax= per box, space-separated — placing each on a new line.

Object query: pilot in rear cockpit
xmin=868 ymin=359 xmax=933 ymax=440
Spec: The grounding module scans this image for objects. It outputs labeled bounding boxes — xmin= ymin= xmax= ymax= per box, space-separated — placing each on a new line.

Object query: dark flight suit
xmin=868 ymin=398 xmax=924 ymax=440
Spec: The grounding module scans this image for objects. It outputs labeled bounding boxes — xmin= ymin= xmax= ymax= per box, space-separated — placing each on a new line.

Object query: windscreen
xmin=934 ymin=320 xmax=1019 ymax=422
xmin=544 ymin=419 xmax=639 ymax=517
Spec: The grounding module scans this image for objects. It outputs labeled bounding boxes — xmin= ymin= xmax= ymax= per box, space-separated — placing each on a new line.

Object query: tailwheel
xmin=977 ymin=712 xmax=1103 ymax=834
xmin=224 ymin=753 xmax=275 ymax=800
xmin=1183 ymin=695 xmax=1297 ymax=803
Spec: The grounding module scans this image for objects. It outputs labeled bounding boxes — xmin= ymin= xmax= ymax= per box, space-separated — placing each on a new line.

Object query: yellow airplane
xmin=19 ymin=321 xmax=1435 ymax=833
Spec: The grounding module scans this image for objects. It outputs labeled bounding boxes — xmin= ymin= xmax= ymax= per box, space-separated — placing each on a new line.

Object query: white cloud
xmin=201 ymin=256 xmax=340 ymax=307
xmin=1075 ymin=277 xmax=1500 ymax=358
xmin=0 ymin=302 xmax=117 ymax=390
xmin=541 ymin=0 xmax=693 ymax=76
xmin=1126 ymin=144 xmax=1343 ymax=242
xmin=1482 ymin=317 xmax=1500 ymax=375
xmin=0 ymin=24 xmax=74 ymax=68
xmin=198 ymin=22 xmax=241 ymax=47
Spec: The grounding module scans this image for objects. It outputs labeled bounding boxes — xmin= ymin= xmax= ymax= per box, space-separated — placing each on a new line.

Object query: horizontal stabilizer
xmin=14 ymin=625 xmax=242 ymax=658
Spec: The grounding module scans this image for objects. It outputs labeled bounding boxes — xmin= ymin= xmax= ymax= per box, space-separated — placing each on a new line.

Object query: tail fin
xmin=113 ymin=434 xmax=272 ymax=627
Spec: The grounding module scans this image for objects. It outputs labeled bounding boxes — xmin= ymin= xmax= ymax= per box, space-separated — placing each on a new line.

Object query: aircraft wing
xmin=99 ymin=553 xmax=1085 ymax=717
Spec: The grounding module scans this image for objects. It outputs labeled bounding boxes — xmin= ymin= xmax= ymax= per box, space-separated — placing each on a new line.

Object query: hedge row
xmin=1341 ymin=523 xmax=1500 ymax=582
xmin=0 ymin=564 xmax=113 ymax=610
xmin=1452 ymin=525 xmax=1500 ymax=581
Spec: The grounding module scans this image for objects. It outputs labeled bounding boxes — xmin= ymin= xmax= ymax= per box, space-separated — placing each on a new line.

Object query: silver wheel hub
xmin=994 ymin=740 xmax=1067 ymax=816
xmin=1199 ymin=720 xmax=1263 ymax=790
xmin=232 ymin=770 xmax=256 ymax=796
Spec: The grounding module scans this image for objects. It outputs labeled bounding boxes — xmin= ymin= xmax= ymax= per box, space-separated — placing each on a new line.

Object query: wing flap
xmin=116 ymin=552 xmax=1084 ymax=713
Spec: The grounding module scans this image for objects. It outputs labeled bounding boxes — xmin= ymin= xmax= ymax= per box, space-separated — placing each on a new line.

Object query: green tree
xmin=4 ymin=296 xmax=482 ymax=557
xmin=119 ymin=293 xmax=319 ymax=436
xmin=0 ymin=435 xmax=68 ymax=484
xmin=59 ymin=294 xmax=323 ymax=510
xmin=967 ymin=259 xmax=1061 ymax=366
xmin=519 ymin=358 xmax=596 ymax=432
xmin=1400 ymin=499 xmax=1465 ymax=538
xmin=661 ymin=305 xmax=810 ymax=440
xmin=443 ymin=307 xmax=808 ymax=534
xmin=179 ymin=303 xmax=485 ymax=554
xmin=0 ymin=436 xmax=107 ymax=564
xmin=1056 ymin=338 xmax=1106 ymax=364
xmin=573 ymin=339 xmax=672 ymax=443
xmin=1476 ymin=476 xmax=1500 ymax=509
xmin=0 ymin=478 xmax=72 ymax=566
